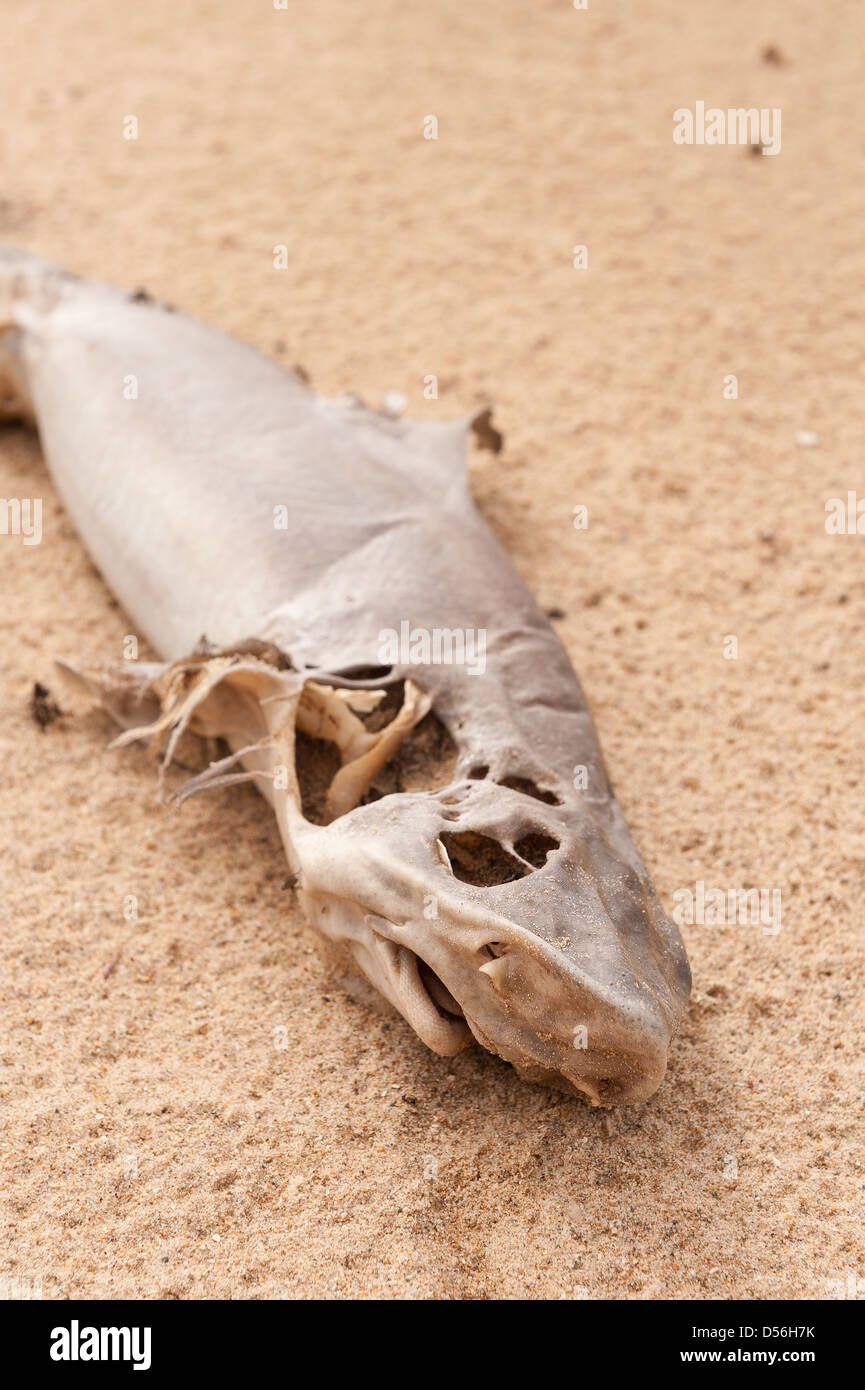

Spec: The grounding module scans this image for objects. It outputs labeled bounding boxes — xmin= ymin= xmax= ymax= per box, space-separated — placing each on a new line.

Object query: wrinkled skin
xmin=1 ymin=246 xmax=691 ymax=1105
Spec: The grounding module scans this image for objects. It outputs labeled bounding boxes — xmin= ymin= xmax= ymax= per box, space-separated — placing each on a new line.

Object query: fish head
xmin=76 ymin=654 xmax=690 ymax=1109
xmin=290 ymin=762 xmax=691 ymax=1108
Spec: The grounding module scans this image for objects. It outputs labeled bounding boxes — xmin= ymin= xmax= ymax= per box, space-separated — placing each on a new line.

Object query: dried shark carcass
xmin=0 ymin=246 xmax=691 ymax=1106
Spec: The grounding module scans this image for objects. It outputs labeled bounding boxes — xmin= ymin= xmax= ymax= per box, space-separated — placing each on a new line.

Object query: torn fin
xmin=56 ymin=651 xmax=300 ymax=803
xmin=57 ymin=647 xmax=434 ymax=824
xmin=317 ymin=395 xmax=501 ymax=511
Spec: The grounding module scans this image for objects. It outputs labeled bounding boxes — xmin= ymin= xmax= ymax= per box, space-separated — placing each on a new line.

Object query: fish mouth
xmin=364 ymin=911 xmax=675 ymax=1104
xmin=417 ymin=957 xmax=464 ymax=1018
xmin=367 ymin=927 xmax=472 ymax=1057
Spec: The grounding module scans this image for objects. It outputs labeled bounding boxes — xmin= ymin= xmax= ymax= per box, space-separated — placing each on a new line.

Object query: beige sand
xmin=1 ymin=0 xmax=862 ymax=1300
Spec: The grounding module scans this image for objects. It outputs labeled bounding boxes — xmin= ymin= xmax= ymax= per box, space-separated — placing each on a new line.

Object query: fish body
xmin=1 ymin=247 xmax=691 ymax=1104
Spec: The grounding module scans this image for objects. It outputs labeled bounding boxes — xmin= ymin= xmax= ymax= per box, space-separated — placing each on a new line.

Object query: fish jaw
xmin=287 ymin=779 xmax=691 ymax=1107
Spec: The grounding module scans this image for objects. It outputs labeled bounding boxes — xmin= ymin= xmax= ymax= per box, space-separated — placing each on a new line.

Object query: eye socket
xmin=438 ymin=830 xmax=558 ymax=886
xmin=480 ymin=942 xmax=506 ymax=959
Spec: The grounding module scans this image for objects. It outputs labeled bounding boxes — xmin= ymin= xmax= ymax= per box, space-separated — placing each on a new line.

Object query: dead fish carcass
xmin=0 ymin=246 xmax=691 ymax=1105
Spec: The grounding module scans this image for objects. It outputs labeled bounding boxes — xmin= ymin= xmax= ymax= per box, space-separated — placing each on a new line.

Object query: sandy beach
xmin=1 ymin=0 xmax=862 ymax=1299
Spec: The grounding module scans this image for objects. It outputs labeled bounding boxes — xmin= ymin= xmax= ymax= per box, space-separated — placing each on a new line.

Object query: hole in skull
xmin=513 ymin=831 xmax=559 ymax=868
xmin=294 ymin=731 xmax=343 ymax=825
xmin=439 ymin=831 xmax=530 ymax=887
xmin=498 ymin=776 xmax=562 ymax=806
xmin=360 ymin=711 xmax=458 ymax=803
xmin=464 ymin=765 xmax=561 ymax=807
xmin=295 ymin=672 xmax=460 ymax=823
